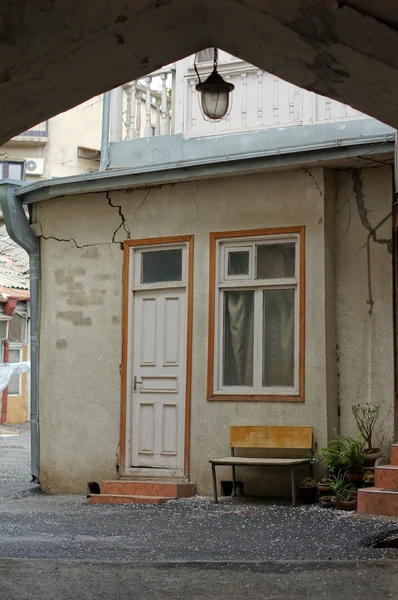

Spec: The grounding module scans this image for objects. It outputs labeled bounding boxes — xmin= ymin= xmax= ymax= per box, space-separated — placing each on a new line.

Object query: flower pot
xmin=334 ymin=498 xmax=357 ymax=511
xmin=345 ymin=472 xmax=363 ymax=485
xmin=319 ymin=495 xmax=334 ymax=508
xmin=297 ymin=485 xmax=317 ymax=504
xmin=318 ymin=483 xmax=333 ymax=496
xmin=363 ymin=449 xmax=381 ymax=467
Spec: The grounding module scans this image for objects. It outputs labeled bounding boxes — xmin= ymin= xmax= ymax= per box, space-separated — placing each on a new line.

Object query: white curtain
xmin=223 ymin=291 xmax=254 ymax=386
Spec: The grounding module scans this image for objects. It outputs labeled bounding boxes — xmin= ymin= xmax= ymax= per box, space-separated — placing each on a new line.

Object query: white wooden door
xmin=128 ymin=244 xmax=188 ymax=475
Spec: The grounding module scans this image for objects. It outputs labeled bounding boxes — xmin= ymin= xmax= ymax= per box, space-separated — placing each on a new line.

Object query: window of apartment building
xmin=208 ymin=227 xmax=305 ymax=401
xmin=0 ymin=161 xmax=25 ymax=181
xmin=8 ymin=346 xmax=22 ymax=396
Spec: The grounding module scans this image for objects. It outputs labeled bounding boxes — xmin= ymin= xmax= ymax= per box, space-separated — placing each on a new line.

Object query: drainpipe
xmin=100 ymin=91 xmax=111 ymax=171
xmin=0 ymin=181 xmax=40 ymax=483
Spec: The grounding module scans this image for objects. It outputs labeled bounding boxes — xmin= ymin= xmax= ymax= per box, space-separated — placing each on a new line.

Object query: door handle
xmin=133 ymin=375 xmax=143 ymax=392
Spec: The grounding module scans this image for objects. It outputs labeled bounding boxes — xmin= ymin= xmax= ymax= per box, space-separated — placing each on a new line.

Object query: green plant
xmin=327 ymin=473 xmax=354 ymax=500
xmin=352 ymin=403 xmax=380 ymax=452
xmin=320 ymin=431 xmax=348 ymax=476
xmin=299 ymin=478 xmax=317 ymax=488
xmin=341 ymin=435 xmax=365 ymax=473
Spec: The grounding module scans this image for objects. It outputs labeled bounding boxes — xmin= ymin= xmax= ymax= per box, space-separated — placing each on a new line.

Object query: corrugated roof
xmin=0 ymin=224 xmax=29 ymax=295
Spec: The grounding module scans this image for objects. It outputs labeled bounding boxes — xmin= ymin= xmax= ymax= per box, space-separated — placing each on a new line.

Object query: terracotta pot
xmin=345 ymin=472 xmax=363 ymax=485
xmin=297 ymin=485 xmax=317 ymax=504
xmin=334 ymin=498 xmax=357 ymax=511
xmin=318 ymin=483 xmax=333 ymax=496
xmin=319 ymin=495 xmax=334 ymax=508
xmin=363 ymin=449 xmax=381 ymax=467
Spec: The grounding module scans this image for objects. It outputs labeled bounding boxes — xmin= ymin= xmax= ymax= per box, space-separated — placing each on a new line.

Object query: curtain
xmin=223 ymin=291 xmax=254 ymax=386
xmin=262 ymin=289 xmax=295 ymax=387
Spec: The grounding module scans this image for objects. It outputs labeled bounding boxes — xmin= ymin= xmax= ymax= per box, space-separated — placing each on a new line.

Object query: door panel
xmin=130 ymin=287 xmax=187 ymax=471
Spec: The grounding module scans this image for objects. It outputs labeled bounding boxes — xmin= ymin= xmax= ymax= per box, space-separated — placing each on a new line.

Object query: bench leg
xmin=231 ymin=465 xmax=237 ymax=497
xmin=211 ymin=463 xmax=218 ymax=503
xmin=291 ymin=466 xmax=296 ymax=506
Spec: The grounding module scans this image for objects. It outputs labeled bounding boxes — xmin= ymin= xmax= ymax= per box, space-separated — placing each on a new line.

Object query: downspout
xmin=100 ymin=91 xmax=111 ymax=171
xmin=0 ymin=181 xmax=40 ymax=483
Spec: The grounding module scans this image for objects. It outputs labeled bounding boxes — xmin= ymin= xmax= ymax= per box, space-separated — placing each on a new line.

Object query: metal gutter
xmin=16 ymin=137 xmax=395 ymax=205
xmin=0 ymin=180 xmax=40 ymax=483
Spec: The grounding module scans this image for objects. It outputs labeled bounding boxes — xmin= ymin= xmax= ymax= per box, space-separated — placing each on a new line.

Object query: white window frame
xmin=213 ymin=232 xmax=302 ymax=398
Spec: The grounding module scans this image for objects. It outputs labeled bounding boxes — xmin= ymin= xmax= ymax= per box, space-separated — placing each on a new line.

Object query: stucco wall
xmin=34 ymin=165 xmax=394 ymax=494
xmin=1 ymin=95 xmax=102 ymax=180
xmin=335 ymin=166 xmax=394 ymax=452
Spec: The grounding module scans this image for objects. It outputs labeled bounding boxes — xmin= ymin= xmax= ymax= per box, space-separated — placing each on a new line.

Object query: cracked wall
xmin=335 ymin=166 xmax=394 ymax=451
xmin=36 ymin=168 xmax=332 ymax=494
xmin=35 ymin=164 xmax=395 ymax=494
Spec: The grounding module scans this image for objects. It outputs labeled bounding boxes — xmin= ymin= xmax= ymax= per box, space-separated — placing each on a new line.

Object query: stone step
xmin=357 ymin=487 xmax=398 ymax=517
xmin=88 ymin=494 xmax=172 ymax=505
xmin=391 ymin=444 xmax=398 ymax=466
xmin=101 ymin=480 xmax=195 ymax=498
xmin=375 ymin=465 xmax=398 ymax=488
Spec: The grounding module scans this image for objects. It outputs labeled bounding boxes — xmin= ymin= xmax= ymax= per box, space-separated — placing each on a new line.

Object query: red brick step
xmin=89 ymin=494 xmax=171 ymax=505
xmin=375 ymin=465 xmax=398 ymax=489
xmin=391 ymin=444 xmax=398 ymax=466
xmin=101 ymin=480 xmax=195 ymax=498
xmin=357 ymin=488 xmax=398 ymax=517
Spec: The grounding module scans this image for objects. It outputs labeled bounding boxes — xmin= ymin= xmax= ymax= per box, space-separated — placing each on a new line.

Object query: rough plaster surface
xmin=35 ymin=165 xmax=394 ymax=494
xmin=335 ymin=166 xmax=395 ymax=452
xmin=1 ymin=2 xmax=398 ymax=143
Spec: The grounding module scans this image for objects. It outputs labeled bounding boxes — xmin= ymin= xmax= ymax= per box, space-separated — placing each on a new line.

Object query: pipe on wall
xmin=100 ymin=91 xmax=111 ymax=172
xmin=0 ymin=181 xmax=40 ymax=482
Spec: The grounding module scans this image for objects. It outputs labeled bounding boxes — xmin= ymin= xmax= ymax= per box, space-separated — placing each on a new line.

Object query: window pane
xmin=263 ymin=290 xmax=295 ymax=387
xmin=228 ymin=251 xmax=249 ymax=276
xmin=0 ymin=163 xmax=3 ymax=179
xmin=8 ymin=349 xmax=21 ymax=395
xmin=142 ymin=249 xmax=182 ymax=283
xmin=8 ymin=163 xmax=23 ymax=180
xmin=223 ymin=291 xmax=254 ymax=386
xmin=256 ymin=243 xmax=295 ymax=279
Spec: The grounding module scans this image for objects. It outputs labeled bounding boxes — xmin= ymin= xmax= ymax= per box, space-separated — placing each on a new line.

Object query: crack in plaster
xmin=107 ymin=191 xmax=131 ymax=242
xmin=352 ymin=169 xmax=392 ymax=253
xmin=192 ymin=181 xmax=200 ymax=215
xmin=133 ymin=188 xmax=152 ymax=220
xmin=301 ymin=168 xmax=323 ymax=197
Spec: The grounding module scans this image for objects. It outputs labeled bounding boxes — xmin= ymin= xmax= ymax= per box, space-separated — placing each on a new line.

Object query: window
xmin=197 ymin=48 xmax=214 ymax=63
xmin=0 ymin=161 xmax=25 ymax=181
xmin=8 ymin=347 xmax=22 ymax=396
xmin=208 ymin=227 xmax=304 ymax=401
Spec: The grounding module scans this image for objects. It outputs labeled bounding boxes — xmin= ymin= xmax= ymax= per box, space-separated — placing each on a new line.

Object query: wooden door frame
xmin=120 ymin=235 xmax=194 ymax=476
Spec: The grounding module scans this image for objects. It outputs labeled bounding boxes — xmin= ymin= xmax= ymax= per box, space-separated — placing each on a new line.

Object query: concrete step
xmin=391 ymin=444 xmax=398 ymax=466
xmin=375 ymin=465 xmax=398 ymax=488
xmin=88 ymin=494 xmax=171 ymax=505
xmin=101 ymin=480 xmax=196 ymax=498
xmin=357 ymin=487 xmax=398 ymax=517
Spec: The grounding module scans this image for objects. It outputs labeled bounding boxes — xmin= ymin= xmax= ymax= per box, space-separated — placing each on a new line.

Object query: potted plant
xmin=320 ymin=431 xmax=347 ymax=476
xmin=328 ymin=473 xmax=357 ymax=510
xmin=363 ymin=470 xmax=375 ymax=487
xmin=319 ymin=495 xmax=334 ymax=508
xmin=341 ymin=435 xmax=365 ymax=484
xmin=352 ymin=403 xmax=381 ymax=466
xmin=317 ymin=478 xmax=333 ymax=496
xmin=297 ymin=477 xmax=318 ymax=504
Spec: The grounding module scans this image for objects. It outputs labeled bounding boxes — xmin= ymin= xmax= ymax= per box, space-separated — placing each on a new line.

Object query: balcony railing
xmin=110 ymin=55 xmax=364 ymax=144
xmin=11 ymin=121 xmax=48 ymax=143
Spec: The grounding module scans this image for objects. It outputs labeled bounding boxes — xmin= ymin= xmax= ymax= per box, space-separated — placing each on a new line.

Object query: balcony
xmin=107 ymin=52 xmax=393 ymax=171
xmin=11 ymin=121 xmax=48 ymax=144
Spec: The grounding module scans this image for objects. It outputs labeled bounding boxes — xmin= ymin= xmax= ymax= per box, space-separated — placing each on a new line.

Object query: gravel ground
xmin=0 ymin=425 xmax=398 ymax=563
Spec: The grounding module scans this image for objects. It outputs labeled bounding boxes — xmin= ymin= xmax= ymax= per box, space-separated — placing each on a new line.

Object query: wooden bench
xmin=209 ymin=426 xmax=314 ymax=505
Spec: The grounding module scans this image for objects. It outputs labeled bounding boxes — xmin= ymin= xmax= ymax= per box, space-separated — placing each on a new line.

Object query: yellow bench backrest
xmin=230 ymin=426 xmax=313 ymax=450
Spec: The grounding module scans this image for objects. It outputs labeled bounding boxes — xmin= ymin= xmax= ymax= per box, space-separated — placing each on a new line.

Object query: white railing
xmin=110 ymin=54 xmax=364 ymax=143
xmin=110 ymin=66 xmax=174 ymax=141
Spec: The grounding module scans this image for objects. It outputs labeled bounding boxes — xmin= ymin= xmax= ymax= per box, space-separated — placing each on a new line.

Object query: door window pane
xmin=257 ymin=243 xmax=295 ymax=279
xmin=223 ymin=290 xmax=254 ymax=386
xmin=262 ymin=290 xmax=295 ymax=387
xmin=142 ymin=249 xmax=182 ymax=284
xmin=228 ymin=251 xmax=250 ymax=276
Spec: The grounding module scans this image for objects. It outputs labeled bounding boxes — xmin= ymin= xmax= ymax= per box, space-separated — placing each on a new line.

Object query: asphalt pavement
xmin=0 ymin=425 xmax=397 ymax=599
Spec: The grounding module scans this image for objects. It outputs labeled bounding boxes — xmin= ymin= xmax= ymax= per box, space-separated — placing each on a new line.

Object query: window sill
xmin=207 ymin=394 xmax=304 ymax=402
